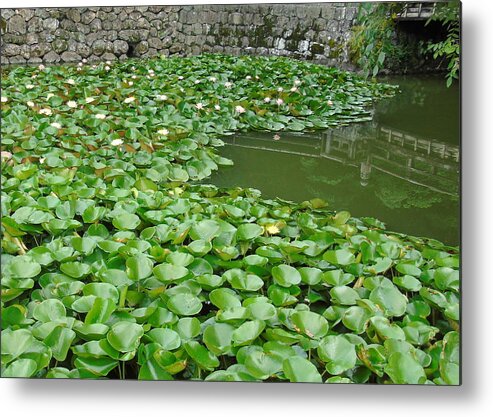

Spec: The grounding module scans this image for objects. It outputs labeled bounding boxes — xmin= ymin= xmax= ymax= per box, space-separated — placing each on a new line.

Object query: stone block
xmin=52 ymin=38 xmax=68 ymax=53
xmin=92 ymin=39 xmax=107 ymax=55
xmin=81 ymin=11 xmax=96 ymax=24
xmin=43 ymin=18 xmax=59 ymax=32
xmin=9 ymin=15 xmax=26 ymax=34
xmin=135 ymin=40 xmax=149 ymax=55
xmin=101 ymin=52 xmax=117 ymax=61
xmin=44 ymin=50 xmax=61 ymax=63
xmin=61 ymin=51 xmax=81 ymax=62
xmin=66 ymin=9 xmax=81 ymax=23
xmin=2 ymin=43 xmax=21 ymax=56
xmin=148 ymin=37 xmax=162 ymax=49
xmin=18 ymin=9 xmax=35 ymax=21
xmin=27 ymin=17 xmax=43 ymax=32
xmin=113 ymin=39 xmax=128 ymax=55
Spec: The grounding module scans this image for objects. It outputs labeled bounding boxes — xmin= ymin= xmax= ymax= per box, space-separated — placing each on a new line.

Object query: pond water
xmin=210 ymin=75 xmax=460 ymax=246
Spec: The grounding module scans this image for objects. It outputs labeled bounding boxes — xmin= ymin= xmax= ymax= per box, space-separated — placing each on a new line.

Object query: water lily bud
xmin=235 ymin=105 xmax=246 ymax=114
xmin=85 ymin=97 xmax=95 ymax=104
xmin=26 ymin=84 xmax=35 ymax=90
xmin=95 ymin=114 xmax=106 ymax=119
xmin=50 ymin=122 xmax=62 ymax=129
xmin=66 ymin=101 xmax=77 ymax=108
xmin=66 ymin=79 xmax=75 ymax=85
xmin=276 ymin=98 xmax=284 ymax=105
xmin=273 ymin=134 xmax=281 ymax=141
xmin=224 ymin=82 xmax=232 ymax=88
xmin=158 ymin=129 xmax=169 ymax=135
xmin=214 ymin=104 xmax=221 ymax=110
xmin=38 ymin=64 xmax=45 ymax=70
xmin=264 ymin=97 xmax=271 ymax=103
xmin=327 ymin=100 xmax=333 ymax=106
xmin=124 ymin=96 xmax=136 ymax=104
xmin=1 ymin=151 xmax=13 ymax=160
xmin=157 ymin=94 xmax=168 ymax=101
xmin=209 ymin=77 xmax=217 ymax=82
xmin=1 ymin=96 xmax=7 ymax=103
xmin=111 ymin=139 xmax=124 ymax=146
xmin=27 ymin=101 xmax=35 ymax=107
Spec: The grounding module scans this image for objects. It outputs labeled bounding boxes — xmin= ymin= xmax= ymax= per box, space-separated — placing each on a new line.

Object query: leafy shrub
xmin=1 ymin=55 xmax=458 ymax=383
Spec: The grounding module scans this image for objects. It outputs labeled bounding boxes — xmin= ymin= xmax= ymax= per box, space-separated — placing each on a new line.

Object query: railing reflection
xmin=225 ymin=121 xmax=459 ymax=196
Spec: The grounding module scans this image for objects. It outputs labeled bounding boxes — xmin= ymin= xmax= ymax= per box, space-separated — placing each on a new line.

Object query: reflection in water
xmin=210 ymin=76 xmax=460 ymax=246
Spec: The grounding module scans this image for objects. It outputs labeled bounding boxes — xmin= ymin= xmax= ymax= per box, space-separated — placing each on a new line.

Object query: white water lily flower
xmin=95 ymin=114 xmax=106 ymax=119
xmin=246 ymin=75 xmax=252 ymax=80
xmin=39 ymin=108 xmax=52 ymax=115
xmin=264 ymin=97 xmax=271 ymax=103
xmin=178 ymin=75 xmax=184 ymax=80
xmin=104 ymin=66 xmax=110 ymax=71
xmin=195 ymin=103 xmax=204 ymax=110
xmin=26 ymin=84 xmax=35 ymax=90
xmin=111 ymin=139 xmax=124 ymax=146
xmin=66 ymin=100 xmax=77 ymax=108
xmin=131 ymin=66 xmax=136 ymax=70
xmin=76 ymin=67 xmax=82 ymax=72
xmin=294 ymin=80 xmax=301 ymax=86
xmin=1 ymin=96 xmax=7 ymax=103
xmin=27 ymin=101 xmax=35 ymax=107
xmin=214 ymin=104 xmax=221 ymax=110
xmin=31 ymin=74 xmax=37 ymax=78
xmin=1 ymin=151 xmax=12 ymax=160
xmin=46 ymin=93 xmax=54 ymax=100
xmin=209 ymin=77 xmax=217 ymax=82
xmin=131 ymin=75 xmax=137 ymax=79
xmin=157 ymin=94 xmax=168 ymax=101
xmin=50 ymin=122 xmax=62 ymax=129
xmin=66 ymin=79 xmax=75 ymax=85
xmin=290 ymin=87 xmax=298 ymax=92
xmin=85 ymin=97 xmax=95 ymax=104
xmin=82 ymin=58 xmax=87 ymax=63
xmin=235 ymin=105 xmax=246 ymax=114
xmin=327 ymin=100 xmax=334 ymax=106
xmin=194 ymin=79 xmax=200 ymax=84
xmin=39 ymin=157 xmax=45 ymax=163
xmin=78 ymin=62 xmax=84 ymax=67
xmin=277 ymin=87 xmax=283 ymax=92
xmin=276 ymin=98 xmax=284 ymax=105
xmin=38 ymin=64 xmax=45 ymax=70
xmin=124 ymin=97 xmax=135 ymax=104
xmin=128 ymin=81 xmax=133 ymax=86
xmin=224 ymin=82 xmax=232 ymax=88
xmin=157 ymin=128 xmax=169 ymax=135
xmin=273 ymin=134 xmax=281 ymax=141
xmin=106 ymin=60 xmax=111 ymax=65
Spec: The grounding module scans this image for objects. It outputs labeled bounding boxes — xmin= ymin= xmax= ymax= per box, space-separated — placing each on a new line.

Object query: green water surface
xmin=210 ymin=75 xmax=460 ymax=246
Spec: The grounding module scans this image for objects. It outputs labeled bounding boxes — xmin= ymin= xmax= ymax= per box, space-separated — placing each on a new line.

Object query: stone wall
xmin=0 ymin=3 xmax=358 ymax=68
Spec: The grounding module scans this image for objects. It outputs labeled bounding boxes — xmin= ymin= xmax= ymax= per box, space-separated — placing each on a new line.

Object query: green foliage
xmin=424 ymin=2 xmax=460 ymax=87
xmin=349 ymin=2 xmax=408 ymax=78
xmin=0 ymin=55 xmax=458 ymax=383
